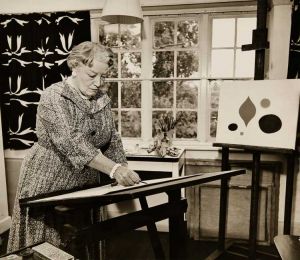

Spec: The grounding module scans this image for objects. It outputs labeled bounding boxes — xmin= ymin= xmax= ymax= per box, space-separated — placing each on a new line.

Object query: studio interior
xmin=0 ymin=0 xmax=299 ymax=259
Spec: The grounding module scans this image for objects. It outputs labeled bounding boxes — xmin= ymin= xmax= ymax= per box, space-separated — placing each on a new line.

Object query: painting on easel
xmin=215 ymin=79 xmax=300 ymax=150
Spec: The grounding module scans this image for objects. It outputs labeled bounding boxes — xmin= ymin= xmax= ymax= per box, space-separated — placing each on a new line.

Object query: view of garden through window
xmin=96 ymin=14 xmax=256 ymax=143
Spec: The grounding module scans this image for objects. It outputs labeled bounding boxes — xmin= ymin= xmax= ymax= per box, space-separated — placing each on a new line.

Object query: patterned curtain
xmin=287 ymin=0 xmax=300 ymax=79
xmin=0 ymin=11 xmax=91 ymax=150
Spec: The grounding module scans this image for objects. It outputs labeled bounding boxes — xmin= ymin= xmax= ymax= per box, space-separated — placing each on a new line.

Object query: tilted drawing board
xmin=215 ymin=79 xmax=300 ymax=150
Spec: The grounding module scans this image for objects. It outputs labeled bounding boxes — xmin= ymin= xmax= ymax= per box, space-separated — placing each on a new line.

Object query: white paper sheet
xmin=31 ymin=177 xmax=174 ymax=203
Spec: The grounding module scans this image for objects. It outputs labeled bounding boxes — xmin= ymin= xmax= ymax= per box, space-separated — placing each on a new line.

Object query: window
xmin=91 ymin=11 xmax=256 ymax=147
xmin=152 ymin=19 xmax=200 ymax=139
xmin=209 ymin=16 xmax=256 ymax=139
xmin=97 ymin=23 xmax=142 ymax=138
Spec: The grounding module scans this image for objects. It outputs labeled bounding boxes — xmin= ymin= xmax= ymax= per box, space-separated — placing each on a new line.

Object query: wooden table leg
xmin=139 ymin=197 xmax=165 ymax=260
xmin=248 ymin=151 xmax=261 ymax=259
xmin=284 ymin=152 xmax=295 ymax=235
xmin=54 ymin=205 xmax=92 ymax=259
xmin=168 ymin=189 xmax=186 ymax=260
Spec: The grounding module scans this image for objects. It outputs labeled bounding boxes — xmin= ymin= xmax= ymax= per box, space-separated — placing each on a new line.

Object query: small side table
xmin=126 ymin=148 xmax=185 ymax=178
xmin=107 ymin=148 xmax=186 ymax=232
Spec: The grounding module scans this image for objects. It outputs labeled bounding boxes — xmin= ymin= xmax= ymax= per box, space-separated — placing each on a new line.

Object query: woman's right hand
xmin=113 ymin=166 xmax=141 ymax=186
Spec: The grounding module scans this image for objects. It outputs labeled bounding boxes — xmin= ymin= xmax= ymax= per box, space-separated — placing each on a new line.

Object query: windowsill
xmin=4 ymin=141 xmax=221 ymax=159
xmin=4 ymin=141 xmax=285 ymax=162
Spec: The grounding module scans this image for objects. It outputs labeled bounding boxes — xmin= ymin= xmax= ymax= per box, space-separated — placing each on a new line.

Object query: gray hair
xmin=67 ymin=41 xmax=112 ymax=69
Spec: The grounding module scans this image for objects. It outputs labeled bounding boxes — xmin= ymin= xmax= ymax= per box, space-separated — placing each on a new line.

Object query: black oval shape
xmin=228 ymin=123 xmax=238 ymax=131
xmin=259 ymin=114 xmax=282 ymax=134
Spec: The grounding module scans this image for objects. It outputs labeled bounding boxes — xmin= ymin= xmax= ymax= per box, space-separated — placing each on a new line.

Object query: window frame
xmin=90 ymin=7 xmax=257 ymax=149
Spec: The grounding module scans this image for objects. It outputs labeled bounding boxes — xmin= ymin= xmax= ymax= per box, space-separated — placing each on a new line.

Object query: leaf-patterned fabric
xmin=0 ymin=12 xmax=91 ymax=149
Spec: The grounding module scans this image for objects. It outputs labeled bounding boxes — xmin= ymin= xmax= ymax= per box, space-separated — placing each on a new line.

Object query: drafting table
xmin=20 ymin=169 xmax=246 ymax=260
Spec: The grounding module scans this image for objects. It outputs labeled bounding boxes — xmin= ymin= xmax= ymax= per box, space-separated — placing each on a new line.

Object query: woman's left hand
xmin=113 ymin=166 xmax=141 ymax=186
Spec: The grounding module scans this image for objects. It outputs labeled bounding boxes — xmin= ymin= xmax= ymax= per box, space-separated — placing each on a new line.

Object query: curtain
xmin=287 ymin=0 xmax=300 ymax=79
xmin=0 ymin=11 xmax=91 ymax=149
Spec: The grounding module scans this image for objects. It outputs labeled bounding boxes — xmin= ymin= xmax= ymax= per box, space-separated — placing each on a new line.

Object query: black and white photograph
xmin=0 ymin=0 xmax=299 ymax=259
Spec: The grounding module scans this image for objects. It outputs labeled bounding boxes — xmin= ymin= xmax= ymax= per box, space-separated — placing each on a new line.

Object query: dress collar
xmin=60 ymin=79 xmax=111 ymax=113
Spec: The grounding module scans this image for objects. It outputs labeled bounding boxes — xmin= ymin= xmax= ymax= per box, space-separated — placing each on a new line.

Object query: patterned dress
xmin=7 ymin=80 xmax=127 ymax=252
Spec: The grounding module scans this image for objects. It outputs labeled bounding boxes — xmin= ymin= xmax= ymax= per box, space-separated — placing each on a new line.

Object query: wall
xmin=0 ymin=0 xmax=255 ymax=14
xmin=267 ymin=0 xmax=300 ymax=235
xmin=0 ymin=107 xmax=11 ymax=234
xmin=185 ymin=160 xmax=281 ymax=244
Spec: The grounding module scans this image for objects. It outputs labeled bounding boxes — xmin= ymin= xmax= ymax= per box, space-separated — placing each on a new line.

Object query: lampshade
xmin=101 ymin=0 xmax=143 ymax=24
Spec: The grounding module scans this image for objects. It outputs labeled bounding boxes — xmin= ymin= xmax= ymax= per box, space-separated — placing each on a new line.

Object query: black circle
xmin=228 ymin=123 xmax=238 ymax=131
xmin=259 ymin=114 xmax=282 ymax=134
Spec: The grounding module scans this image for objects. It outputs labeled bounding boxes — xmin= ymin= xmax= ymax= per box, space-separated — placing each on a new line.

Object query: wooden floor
xmin=106 ymin=230 xmax=281 ymax=260
xmin=1 ymin=230 xmax=281 ymax=259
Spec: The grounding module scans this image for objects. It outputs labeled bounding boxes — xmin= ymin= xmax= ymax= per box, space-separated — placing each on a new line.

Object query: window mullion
xmin=233 ymin=17 xmax=238 ymax=78
xmin=197 ymin=14 xmax=210 ymax=142
xmin=141 ymin=16 xmax=153 ymax=144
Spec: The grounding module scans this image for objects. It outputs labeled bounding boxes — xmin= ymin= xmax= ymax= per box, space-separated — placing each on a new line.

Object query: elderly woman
xmin=7 ymin=41 xmax=141 ymax=252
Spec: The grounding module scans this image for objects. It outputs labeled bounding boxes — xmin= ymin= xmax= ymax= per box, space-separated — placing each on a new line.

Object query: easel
xmin=214 ymin=0 xmax=297 ymax=257
xmin=20 ymin=170 xmax=246 ymax=260
xmin=213 ymin=143 xmax=296 ymax=259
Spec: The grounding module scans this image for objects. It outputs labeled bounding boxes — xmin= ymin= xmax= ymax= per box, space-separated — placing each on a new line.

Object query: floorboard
xmin=106 ymin=230 xmax=280 ymax=260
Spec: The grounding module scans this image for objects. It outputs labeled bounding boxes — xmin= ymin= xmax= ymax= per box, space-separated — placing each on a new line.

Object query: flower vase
xmin=166 ymin=129 xmax=174 ymax=146
xmin=157 ymin=132 xmax=170 ymax=157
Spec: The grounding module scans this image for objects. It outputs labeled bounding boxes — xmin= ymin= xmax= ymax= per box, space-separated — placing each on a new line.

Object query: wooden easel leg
xmin=249 ymin=151 xmax=261 ymax=259
xmin=218 ymin=147 xmax=230 ymax=251
xmin=139 ymin=197 xmax=165 ymax=260
xmin=284 ymin=152 xmax=295 ymax=234
xmin=168 ymin=189 xmax=186 ymax=260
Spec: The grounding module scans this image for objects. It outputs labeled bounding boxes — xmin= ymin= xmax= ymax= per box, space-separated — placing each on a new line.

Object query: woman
xmin=7 ymin=41 xmax=141 ymax=252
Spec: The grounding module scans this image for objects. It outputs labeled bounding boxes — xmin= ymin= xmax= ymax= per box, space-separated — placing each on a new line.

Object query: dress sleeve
xmin=36 ymin=89 xmax=99 ymax=171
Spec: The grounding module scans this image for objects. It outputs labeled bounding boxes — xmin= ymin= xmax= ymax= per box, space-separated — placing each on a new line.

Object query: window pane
xmin=209 ymin=80 xmax=221 ymax=110
xmin=177 ymin=20 xmax=198 ymax=47
xmin=153 ymin=51 xmax=174 ymax=78
xmin=212 ymin=18 xmax=235 ymax=48
xmin=121 ymin=81 xmax=141 ymax=108
xmin=153 ymin=81 xmax=173 ymax=108
xmin=209 ymin=80 xmax=221 ymax=137
xmin=121 ymin=52 xmax=141 ymax=78
xmin=177 ymin=51 xmax=199 ymax=77
xmin=211 ymin=49 xmax=234 ymax=77
xmin=236 ymin=17 xmax=256 ymax=47
xmin=154 ymin=21 xmax=175 ymax=48
xmin=235 ymin=49 xmax=255 ymax=77
xmin=106 ymin=82 xmax=118 ymax=108
xmin=210 ymin=110 xmax=218 ymax=137
xmin=176 ymin=111 xmax=197 ymax=138
xmin=120 ymin=24 xmax=141 ymax=49
xmin=99 ymin=24 xmax=119 ymax=47
xmin=177 ymin=80 xmax=198 ymax=109
xmin=121 ymin=111 xmax=141 ymax=137
xmin=152 ymin=111 xmax=173 ymax=137
xmin=104 ymin=52 xmax=118 ymax=78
